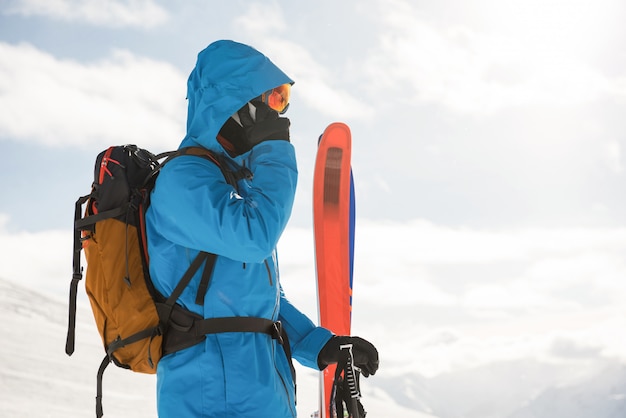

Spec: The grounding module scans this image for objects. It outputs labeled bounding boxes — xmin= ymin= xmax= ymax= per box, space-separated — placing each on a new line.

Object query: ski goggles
xmin=259 ymin=83 xmax=291 ymax=114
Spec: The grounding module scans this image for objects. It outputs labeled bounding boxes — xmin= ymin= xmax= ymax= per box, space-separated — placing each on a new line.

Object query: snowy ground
xmin=0 ymin=278 xmax=156 ymax=417
xmin=0 ymin=277 xmax=421 ymax=418
xmin=2 ymin=275 xmax=626 ymax=418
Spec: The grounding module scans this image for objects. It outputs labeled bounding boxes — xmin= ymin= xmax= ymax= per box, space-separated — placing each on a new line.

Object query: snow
xmin=0 ymin=277 xmax=419 ymax=417
xmin=2 ymin=276 xmax=626 ymax=417
xmin=0 ymin=277 xmax=157 ymax=417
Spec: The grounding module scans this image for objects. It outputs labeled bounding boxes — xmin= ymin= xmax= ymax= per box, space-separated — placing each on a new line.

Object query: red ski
xmin=313 ymin=122 xmax=356 ymax=418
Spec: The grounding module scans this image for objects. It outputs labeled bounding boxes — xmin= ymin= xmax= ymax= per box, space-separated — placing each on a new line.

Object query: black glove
xmin=235 ymin=100 xmax=290 ymax=151
xmin=318 ymin=336 xmax=379 ymax=377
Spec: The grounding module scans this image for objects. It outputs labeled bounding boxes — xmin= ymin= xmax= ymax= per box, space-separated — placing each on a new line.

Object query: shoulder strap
xmin=173 ymin=146 xmax=253 ymax=187
xmin=155 ymin=147 xmax=249 ymax=308
xmin=155 ymin=251 xmax=210 ymax=324
xmin=195 ymin=253 xmax=217 ymax=305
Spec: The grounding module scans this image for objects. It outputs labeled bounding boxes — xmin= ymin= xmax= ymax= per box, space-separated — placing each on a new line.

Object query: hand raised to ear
xmin=236 ymin=101 xmax=290 ymax=151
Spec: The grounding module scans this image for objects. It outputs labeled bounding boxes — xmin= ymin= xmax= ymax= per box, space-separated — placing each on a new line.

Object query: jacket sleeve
xmin=149 ymin=140 xmax=297 ymax=262
xmin=278 ymin=286 xmax=333 ymax=370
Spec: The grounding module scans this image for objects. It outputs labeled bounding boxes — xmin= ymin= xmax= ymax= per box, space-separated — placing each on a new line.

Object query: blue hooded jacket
xmin=145 ymin=40 xmax=332 ymax=417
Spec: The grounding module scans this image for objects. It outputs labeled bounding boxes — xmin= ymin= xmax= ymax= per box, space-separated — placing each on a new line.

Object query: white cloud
xmin=233 ymin=4 xmax=375 ymax=120
xmin=361 ymin=276 xmax=457 ymax=307
xmin=549 ymin=337 xmax=603 ymax=359
xmin=463 ymin=282 xmax=570 ymax=311
xmin=231 ymin=1 xmax=287 ymax=34
xmin=352 ymin=220 xmax=626 ymax=311
xmin=604 ymin=140 xmax=623 ymax=173
xmin=353 ymin=219 xmax=626 ymax=266
xmin=0 ymin=42 xmax=186 ymax=150
xmin=3 ymin=0 xmax=169 ymax=28
xmin=0 ymin=214 xmax=70 ymax=296
xmin=363 ymin=0 xmax=626 ymax=115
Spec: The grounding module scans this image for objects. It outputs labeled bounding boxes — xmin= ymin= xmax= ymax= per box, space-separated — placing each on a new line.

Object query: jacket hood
xmin=180 ymin=40 xmax=293 ymax=153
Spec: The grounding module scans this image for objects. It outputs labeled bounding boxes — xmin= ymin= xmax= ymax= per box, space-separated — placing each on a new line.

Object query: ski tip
xmin=318 ymin=122 xmax=352 ymax=150
xmin=323 ymin=122 xmax=350 ymax=135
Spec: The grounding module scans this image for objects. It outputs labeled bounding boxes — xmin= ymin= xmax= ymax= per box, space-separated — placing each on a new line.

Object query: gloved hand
xmin=233 ymin=100 xmax=290 ymax=153
xmin=318 ymin=336 xmax=379 ymax=377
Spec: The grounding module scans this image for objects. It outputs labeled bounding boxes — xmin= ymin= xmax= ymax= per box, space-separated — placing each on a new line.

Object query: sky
xmin=1 ymin=0 xmax=626 ymax=416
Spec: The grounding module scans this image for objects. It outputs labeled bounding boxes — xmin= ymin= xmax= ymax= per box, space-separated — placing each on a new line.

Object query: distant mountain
xmin=508 ymin=364 xmax=626 ymax=418
xmin=383 ymin=357 xmax=626 ymax=418
xmin=369 ymin=372 xmax=439 ymax=415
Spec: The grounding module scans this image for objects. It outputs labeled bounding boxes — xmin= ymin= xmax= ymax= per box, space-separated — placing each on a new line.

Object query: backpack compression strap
xmin=66 ymin=199 xmax=135 ymax=356
xmin=65 ymin=193 xmax=91 ymax=356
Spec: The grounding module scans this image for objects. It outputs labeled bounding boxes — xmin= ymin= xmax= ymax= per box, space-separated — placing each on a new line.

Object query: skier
xmin=145 ymin=40 xmax=378 ymax=417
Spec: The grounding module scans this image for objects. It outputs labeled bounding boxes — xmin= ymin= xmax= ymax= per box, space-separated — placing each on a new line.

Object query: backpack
xmin=65 ymin=144 xmax=292 ymax=417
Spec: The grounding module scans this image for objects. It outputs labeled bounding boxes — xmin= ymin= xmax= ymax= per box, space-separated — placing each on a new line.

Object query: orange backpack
xmin=65 ymin=145 xmax=285 ymax=417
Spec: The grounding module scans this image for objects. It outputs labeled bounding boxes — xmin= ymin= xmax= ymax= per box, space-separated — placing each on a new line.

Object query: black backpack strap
xmin=65 ymin=193 xmax=90 ymax=356
xmin=105 ymin=328 xmax=160 ymax=364
xmin=195 ymin=253 xmax=217 ymax=305
xmin=95 ymin=327 xmax=160 ymax=418
xmin=74 ymin=204 xmax=129 ymax=230
xmin=162 ymin=313 xmax=295 ymax=380
xmin=176 ymin=146 xmax=253 ymax=186
xmin=274 ymin=321 xmax=296 ymax=385
xmin=191 ymin=316 xmax=276 ymax=336
xmin=95 ymin=355 xmax=110 ymax=418
xmin=67 ymin=197 xmax=132 ymax=357
xmin=155 ymin=252 xmax=210 ymax=324
xmin=96 ymin=325 xmax=162 ymax=418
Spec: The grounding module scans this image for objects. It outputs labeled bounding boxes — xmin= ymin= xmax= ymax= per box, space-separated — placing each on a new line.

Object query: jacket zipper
xmin=264 ymin=259 xmax=273 ymax=286
xmin=272 ymin=340 xmax=297 ymax=417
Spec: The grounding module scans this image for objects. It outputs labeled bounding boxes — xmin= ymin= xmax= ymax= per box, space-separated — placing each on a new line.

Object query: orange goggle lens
xmin=261 ymin=83 xmax=291 ymax=114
